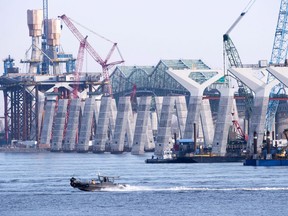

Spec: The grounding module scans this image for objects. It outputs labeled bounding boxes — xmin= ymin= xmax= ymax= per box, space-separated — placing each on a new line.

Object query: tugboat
xmin=70 ymin=174 xmax=127 ymax=191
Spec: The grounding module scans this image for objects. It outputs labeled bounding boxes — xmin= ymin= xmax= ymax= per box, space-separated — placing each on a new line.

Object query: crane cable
xmin=66 ymin=16 xmax=115 ymax=44
xmin=243 ymin=0 xmax=256 ymax=13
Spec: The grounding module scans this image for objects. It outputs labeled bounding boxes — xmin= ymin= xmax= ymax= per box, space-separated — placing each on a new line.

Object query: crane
xmin=72 ymin=36 xmax=87 ymax=99
xmin=59 ymin=14 xmax=124 ymax=96
xmin=270 ymin=0 xmax=288 ymax=65
xmin=265 ymin=0 xmax=288 ymax=131
xmin=223 ymin=0 xmax=255 ymax=69
xmin=224 ymin=0 xmax=255 ymax=121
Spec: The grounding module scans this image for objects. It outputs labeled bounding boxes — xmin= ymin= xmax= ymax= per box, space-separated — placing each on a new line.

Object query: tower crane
xmin=265 ymin=0 xmax=288 ymax=130
xmin=59 ymin=14 xmax=124 ymax=96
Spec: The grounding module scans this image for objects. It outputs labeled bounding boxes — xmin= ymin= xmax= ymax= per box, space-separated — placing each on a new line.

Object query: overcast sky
xmin=0 ymin=0 xmax=281 ymax=115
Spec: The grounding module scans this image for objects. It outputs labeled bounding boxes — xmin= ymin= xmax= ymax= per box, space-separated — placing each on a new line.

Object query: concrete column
xmin=155 ymin=96 xmax=175 ymax=156
xmin=184 ymin=95 xmax=202 ymax=140
xmin=155 ymin=96 xmax=164 ymax=125
xmin=93 ymin=96 xmax=112 ymax=153
xmin=111 ymin=97 xmax=132 ymax=153
xmin=212 ymin=87 xmax=234 ymax=156
xmin=175 ymin=96 xmax=188 ymax=138
xmin=145 ymin=116 xmax=155 ymax=151
xmin=51 ymin=99 xmax=68 ymax=151
xmin=200 ymin=98 xmax=214 ymax=147
xmin=77 ymin=98 xmax=96 ymax=152
xmin=39 ymin=98 xmax=57 ymax=148
xmin=63 ymin=98 xmax=82 ymax=152
xmin=131 ymin=96 xmax=152 ymax=155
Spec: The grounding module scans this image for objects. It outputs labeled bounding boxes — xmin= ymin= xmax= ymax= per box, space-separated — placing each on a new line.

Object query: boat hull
xmin=70 ymin=177 xmax=126 ymax=191
xmin=145 ymin=156 xmax=244 ymax=164
xmin=244 ymin=159 xmax=288 ymax=166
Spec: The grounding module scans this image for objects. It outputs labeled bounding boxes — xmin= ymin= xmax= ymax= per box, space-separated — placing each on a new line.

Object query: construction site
xmin=1 ymin=0 xmax=288 ymax=159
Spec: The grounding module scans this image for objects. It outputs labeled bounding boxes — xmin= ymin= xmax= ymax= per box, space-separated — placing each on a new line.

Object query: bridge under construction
xmin=1 ymin=1 xmax=288 ymax=158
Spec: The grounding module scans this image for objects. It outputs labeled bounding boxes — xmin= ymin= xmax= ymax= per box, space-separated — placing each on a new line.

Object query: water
xmin=0 ymin=152 xmax=288 ymax=216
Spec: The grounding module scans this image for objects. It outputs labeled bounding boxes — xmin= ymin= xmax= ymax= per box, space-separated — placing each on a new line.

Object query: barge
xmin=243 ymin=131 xmax=288 ymax=166
xmin=145 ymin=155 xmax=244 ymax=163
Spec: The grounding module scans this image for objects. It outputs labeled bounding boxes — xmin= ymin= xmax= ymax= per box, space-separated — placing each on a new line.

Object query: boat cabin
xmin=97 ymin=175 xmax=117 ymax=183
xmin=174 ymin=139 xmax=195 ymax=153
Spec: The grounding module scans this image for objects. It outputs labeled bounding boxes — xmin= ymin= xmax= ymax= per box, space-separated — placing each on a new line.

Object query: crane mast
xmin=270 ymin=0 xmax=288 ymax=64
xmin=59 ymin=15 xmax=124 ymax=96
xmin=266 ymin=0 xmax=288 ymax=131
xmin=41 ymin=0 xmax=49 ymax=74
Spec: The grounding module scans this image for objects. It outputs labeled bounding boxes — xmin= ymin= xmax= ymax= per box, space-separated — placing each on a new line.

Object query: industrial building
xmin=1 ymin=0 xmax=288 ymax=159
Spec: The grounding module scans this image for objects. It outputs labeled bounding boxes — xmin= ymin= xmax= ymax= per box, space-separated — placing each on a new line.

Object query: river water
xmin=0 ymin=152 xmax=287 ymax=216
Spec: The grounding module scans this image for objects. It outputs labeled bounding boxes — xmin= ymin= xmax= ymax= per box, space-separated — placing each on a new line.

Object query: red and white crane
xmin=59 ymin=14 xmax=124 ymax=96
xmin=72 ymin=36 xmax=87 ymax=98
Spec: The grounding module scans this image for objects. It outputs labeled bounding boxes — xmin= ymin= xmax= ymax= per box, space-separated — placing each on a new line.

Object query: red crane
xmin=73 ymin=36 xmax=87 ymax=98
xmin=231 ymin=111 xmax=248 ymax=141
xmin=59 ymin=14 xmax=124 ymax=96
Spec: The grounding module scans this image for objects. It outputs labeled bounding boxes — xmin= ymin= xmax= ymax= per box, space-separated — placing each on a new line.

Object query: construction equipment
xmin=266 ymin=0 xmax=288 ymax=131
xmin=223 ymin=0 xmax=255 ymax=69
xmin=59 ymin=15 xmax=124 ymax=96
xmin=224 ymin=0 xmax=255 ymax=119
xmin=231 ymin=111 xmax=248 ymax=141
xmin=270 ymin=0 xmax=288 ymax=65
xmin=72 ymin=36 xmax=87 ymax=98
xmin=41 ymin=0 xmax=49 ymax=74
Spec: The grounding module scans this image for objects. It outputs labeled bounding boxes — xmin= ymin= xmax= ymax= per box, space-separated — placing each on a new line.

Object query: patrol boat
xmin=70 ymin=174 xmax=126 ymax=191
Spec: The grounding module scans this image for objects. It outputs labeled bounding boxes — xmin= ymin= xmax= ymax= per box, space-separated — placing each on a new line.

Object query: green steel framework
xmin=110 ymin=59 xmax=213 ymax=101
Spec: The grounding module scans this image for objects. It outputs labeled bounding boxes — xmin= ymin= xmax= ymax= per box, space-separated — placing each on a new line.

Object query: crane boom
xmin=73 ymin=37 xmax=87 ymax=98
xmin=224 ymin=0 xmax=255 ymax=68
xmin=59 ymin=14 xmax=104 ymax=65
xmin=224 ymin=0 xmax=255 ymax=121
xmin=59 ymin=14 xmax=125 ymax=96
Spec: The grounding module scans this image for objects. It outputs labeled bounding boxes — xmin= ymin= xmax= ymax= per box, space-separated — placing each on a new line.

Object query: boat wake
xmin=100 ymin=185 xmax=288 ymax=192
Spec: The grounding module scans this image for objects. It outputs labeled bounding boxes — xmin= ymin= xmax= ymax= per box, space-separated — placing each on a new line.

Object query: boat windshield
xmin=98 ymin=175 xmax=115 ymax=183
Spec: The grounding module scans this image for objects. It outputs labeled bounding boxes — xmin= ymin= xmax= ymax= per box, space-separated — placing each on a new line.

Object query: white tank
xmin=27 ymin=9 xmax=43 ymax=37
xmin=47 ymin=19 xmax=61 ymax=46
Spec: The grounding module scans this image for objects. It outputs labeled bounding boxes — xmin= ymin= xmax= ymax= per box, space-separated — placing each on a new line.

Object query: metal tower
xmin=266 ymin=0 xmax=288 ymax=130
xmin=41 ymin=0 xmax=49 ymax=74
xmin=270 ymin=0 xmax=288 ymax=64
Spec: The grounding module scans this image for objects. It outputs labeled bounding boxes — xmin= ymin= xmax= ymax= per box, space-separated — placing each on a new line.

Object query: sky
xmin=0 ymin=0 xmax=281 ymax=115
